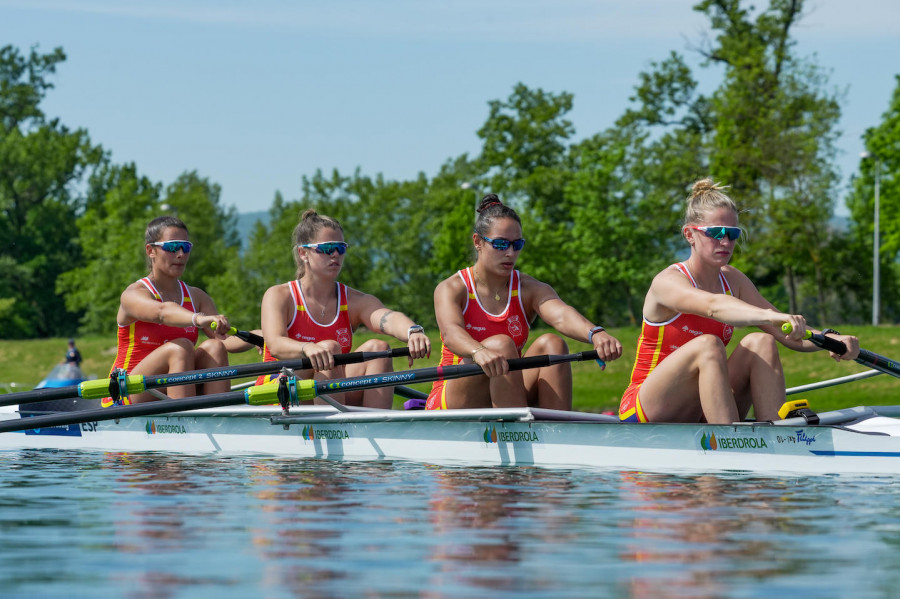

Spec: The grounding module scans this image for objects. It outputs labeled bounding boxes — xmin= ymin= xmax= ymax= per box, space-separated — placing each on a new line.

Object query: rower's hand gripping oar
xmin=0 ymin=347 xmax=412 ymax=408
xmin=0 ymin=351 xmax=603 ymax=434
xmin=782 ymin=323 xmax=900 ymax=379
xmin=210 ymin=322 xmax=265 ymax=347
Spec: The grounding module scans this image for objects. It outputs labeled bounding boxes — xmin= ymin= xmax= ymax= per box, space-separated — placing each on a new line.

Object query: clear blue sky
xmin=1 ymin=0 xmax=897 ymax=216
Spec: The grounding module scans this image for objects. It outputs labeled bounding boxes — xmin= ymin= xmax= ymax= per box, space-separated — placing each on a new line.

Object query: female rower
xmin=259 ymin=209 xmax=431 ymax=409
xmin=427 ymin=194 xmax=622 ymax=411
xmin=620 ymin=178 xmax=860 ymax=425
xmin=110 ymin=215 xmax=235 ymax=404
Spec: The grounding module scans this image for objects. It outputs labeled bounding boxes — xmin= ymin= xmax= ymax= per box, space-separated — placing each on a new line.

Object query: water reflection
xmin=4 ymin=451 xmax=900 ymax=598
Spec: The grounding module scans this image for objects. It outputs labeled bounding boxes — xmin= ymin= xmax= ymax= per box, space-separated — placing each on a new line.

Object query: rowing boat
xmin=2 ymin=401 xmax=900 ymax=476
xmin=2 ymin=333 xmax=899 ymax=476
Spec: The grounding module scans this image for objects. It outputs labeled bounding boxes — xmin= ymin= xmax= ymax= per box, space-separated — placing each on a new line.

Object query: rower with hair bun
xmin=620 ymin=177 xmax=861 ymax=424
xmin=109 ymin=215 xmax=237 ymax=405
xmin=258 ymin=209 xmax=431 ymax=409
xmin=427 ymin=193 xmax=622 ymax=411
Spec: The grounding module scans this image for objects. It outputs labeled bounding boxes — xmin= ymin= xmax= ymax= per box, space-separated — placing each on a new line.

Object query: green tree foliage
xmin=847 ymin=75 xmax=900 ymax=322
xmin=0 ymin=45 xmax=104 ymax=337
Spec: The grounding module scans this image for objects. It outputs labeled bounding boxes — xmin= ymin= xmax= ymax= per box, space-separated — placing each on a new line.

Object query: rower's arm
xmin=527 ymin=276 xmax=622 ymax=362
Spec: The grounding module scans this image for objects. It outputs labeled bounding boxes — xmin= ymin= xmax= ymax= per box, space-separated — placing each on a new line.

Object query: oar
xmin=212 ymin=323 xmax=425 ymax=402
xmin=0 ymin=347 xmax=412 ymax=408
xmin=0 ymin=351 xmax=600 ymax=434
xmin=210 ymin=322 xmax=264 ymax=347
xmin=782 ymin=323 xmax=900 ymax=379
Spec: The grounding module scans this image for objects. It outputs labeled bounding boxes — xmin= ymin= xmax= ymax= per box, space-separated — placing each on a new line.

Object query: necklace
xmin=473 ymin=268 xmax=503 ymax=302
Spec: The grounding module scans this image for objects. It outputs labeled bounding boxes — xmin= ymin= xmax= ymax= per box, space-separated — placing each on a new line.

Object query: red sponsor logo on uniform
xmin=336 ymin=328 xmax=351 ymax=347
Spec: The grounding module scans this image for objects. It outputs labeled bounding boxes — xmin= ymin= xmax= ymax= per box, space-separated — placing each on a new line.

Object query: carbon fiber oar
xmin=0 ymin=347 xmax=411 ymax=408
xmin=782 ymin=324 xmax=900 ymax=379
xmin=288 ymin=350 xmax=601 ymax=404
xmin=0 ymin=351 xmax=600 ymax=434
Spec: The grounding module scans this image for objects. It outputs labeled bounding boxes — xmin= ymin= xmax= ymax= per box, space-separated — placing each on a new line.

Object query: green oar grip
xmin=78 ymin=375 xmax=145 ymax=400
xmin=781 ymin=323 xmax=812 ymax=339
xmin=209 ymin=322 xmax=236 ymax=335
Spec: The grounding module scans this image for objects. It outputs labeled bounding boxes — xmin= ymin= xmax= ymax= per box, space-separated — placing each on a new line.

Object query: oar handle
xmin=781 ymin=323 xmax=847 ymax=355
xmin=782 ymin=323 xmax=900 ymax=379
xmin=210 ymin=322 xmax=265 ymax=347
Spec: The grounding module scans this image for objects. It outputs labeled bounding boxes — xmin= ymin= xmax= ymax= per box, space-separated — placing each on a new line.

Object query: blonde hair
xmin=292 ymin=209 xmax=344 ymax=279
xmin=683 ymin=178 xmax=738 ymax=225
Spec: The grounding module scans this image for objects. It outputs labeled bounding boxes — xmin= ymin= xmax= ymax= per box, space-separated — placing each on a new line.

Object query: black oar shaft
xmin=0 ymin=389 xmax=249 ymax=434
xmin=305 ymin=351 xmax=600 ymax=400
xmin=0 ymin=350 xmax=600 ymax=435
xmin=804 ymin=332 xmax=900 ymax=379
xmin=1 ymin=347 xmax=411 ymax=408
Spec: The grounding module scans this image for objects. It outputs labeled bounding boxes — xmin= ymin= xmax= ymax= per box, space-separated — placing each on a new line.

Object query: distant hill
xmin=234 ymin=211 xmax=270 ymax=251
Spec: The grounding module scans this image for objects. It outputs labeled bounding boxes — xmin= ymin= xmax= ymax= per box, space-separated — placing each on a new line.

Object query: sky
xmin=1 ymin=0 xmax=897 ymax=216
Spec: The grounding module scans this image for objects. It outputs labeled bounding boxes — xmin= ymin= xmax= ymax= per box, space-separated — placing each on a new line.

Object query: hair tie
xmin=477 ymin=200 xmax=502 ymax=213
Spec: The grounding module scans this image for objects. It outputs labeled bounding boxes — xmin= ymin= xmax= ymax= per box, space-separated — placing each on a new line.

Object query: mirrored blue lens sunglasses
xmin=150 ymin=240 xmax=193 ymax=253
xmin=689 ymin=226 xmax=742 ymax=241
xmin=299 ymin=242 xmax=349 ymax=255
xmin=478 ymin=234 xmax=526 ymax=251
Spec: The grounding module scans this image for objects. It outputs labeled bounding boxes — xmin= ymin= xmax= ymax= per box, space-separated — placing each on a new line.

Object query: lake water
xmin=1 ymin=451 xmax=899 ymax=599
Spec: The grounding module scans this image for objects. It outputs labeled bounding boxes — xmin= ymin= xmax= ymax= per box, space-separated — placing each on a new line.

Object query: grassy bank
xmin=2 ymin=326 xmax=899 ymax=413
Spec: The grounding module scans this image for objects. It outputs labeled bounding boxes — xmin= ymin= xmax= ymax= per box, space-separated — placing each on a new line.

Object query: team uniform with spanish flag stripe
xmin=256 ymin=280 xmax=353 ymax=385
xmin=426 ymin=268 xmax=530 ymax=410
xmin=105 ymin=277 xmax=200 ymax=407
xmin=110 ymin=277 xmax=200 ymax=372
xmin=619 ymin=262 xmax=734 ymax=422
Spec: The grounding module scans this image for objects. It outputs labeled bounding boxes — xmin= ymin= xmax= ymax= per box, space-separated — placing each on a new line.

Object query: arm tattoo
xmin=379 ymin=310 xmax=394 ymax=334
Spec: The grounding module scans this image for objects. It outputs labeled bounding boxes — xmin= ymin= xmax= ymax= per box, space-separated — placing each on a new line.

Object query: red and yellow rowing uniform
xmin=256 ymin=280 xmax=353 ymax=385
xmin=426 ymin=268 xmax=530 ymax=410
xmin=619 ymin=263 xmax=734 ymax=422
xmin=110 ymin=277 xmax=199 ymax=373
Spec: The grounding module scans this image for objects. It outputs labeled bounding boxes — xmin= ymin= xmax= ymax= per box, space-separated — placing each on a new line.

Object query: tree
xmin=847 ymin=75 xmax=900 ymax=322
xmin=0 ymin=45 xmax=104 ymax=338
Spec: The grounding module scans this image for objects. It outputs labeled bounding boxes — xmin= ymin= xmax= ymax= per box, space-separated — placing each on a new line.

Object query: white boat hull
xmin=3 ymin=404 xmax=900 ymax=475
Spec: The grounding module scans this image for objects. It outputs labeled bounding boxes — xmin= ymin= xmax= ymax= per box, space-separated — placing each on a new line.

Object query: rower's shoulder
xmin=435 ymin=271 xmax=466 ymax=293
xmin=719 ymin=264 xmax=752 ymax=288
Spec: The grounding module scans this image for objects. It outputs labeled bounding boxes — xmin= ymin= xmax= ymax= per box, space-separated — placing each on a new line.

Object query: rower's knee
xmin=529 ymin=333 xmax=568 ymax=355
xmin=197 ymin=338 xmax=228 ymax=365
xmin=482 ymin=334 xmax=518 ymax=357
xmin=688 ymin=334 xmax=728 ymax=366
xmin=739 ymin=332 xmax=778 ymax=358
xmin=357 ymin=338 xmax=390 ymax=352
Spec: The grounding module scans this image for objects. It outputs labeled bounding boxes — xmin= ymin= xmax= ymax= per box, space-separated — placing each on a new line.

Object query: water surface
xmin=1 ymin=451 xmax=899 ymax=598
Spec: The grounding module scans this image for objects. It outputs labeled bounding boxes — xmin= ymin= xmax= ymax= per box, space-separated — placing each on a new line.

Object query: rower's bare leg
xmin=195 ymin=339 xmax=230 ymax=395
xmin=129 ymin=338 xmax=196 ymax=403
xmin=442 ymin=334 xmax=524 ymax=409
xmin=482 ymin=335 xmax=528 ymax=409
xmin=523 ymin=334 xmax=571 ymax=411
xmin=728 ymin=332 xmax=784 ymax=421
xmin=638 ymin=334 xmax=738 ymax=424
xmin=344 ymin=338 xmax=392 ymax=409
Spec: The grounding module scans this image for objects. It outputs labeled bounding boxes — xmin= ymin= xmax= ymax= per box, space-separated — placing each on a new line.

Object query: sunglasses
xmin=299 ymin=242 xmax=349 ymax=255
xmin=479 ymin=234 xmax=526 ymax=251
xmin=150 ymin=240 xmax=193 ymax=253
xmin=689 ymin=226 xmax=742 ymax=241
